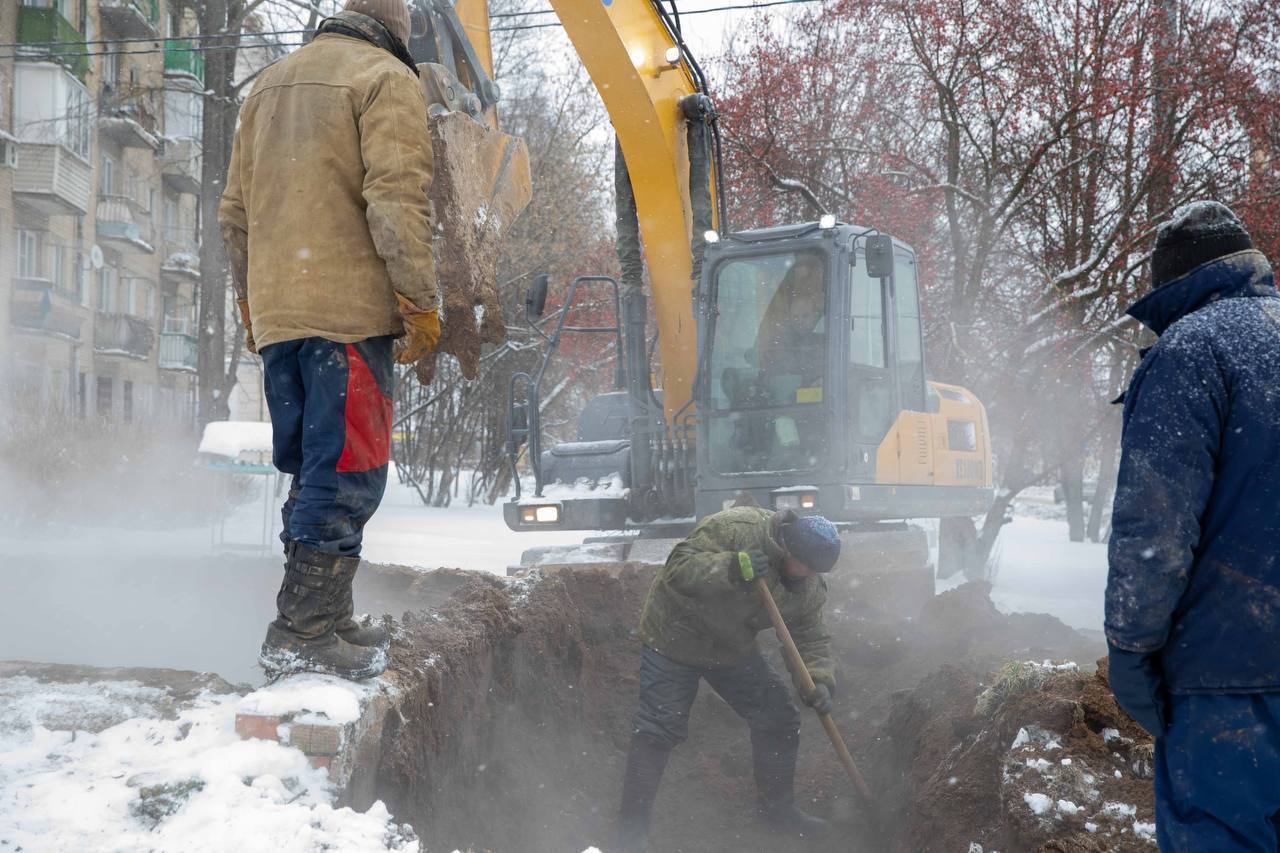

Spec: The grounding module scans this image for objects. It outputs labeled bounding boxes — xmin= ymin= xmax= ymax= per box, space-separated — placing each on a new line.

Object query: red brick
xmin=309 ymin=755 xmax=332 ymax=772
xmin=235 ymin=713 xmax=281 ymax=742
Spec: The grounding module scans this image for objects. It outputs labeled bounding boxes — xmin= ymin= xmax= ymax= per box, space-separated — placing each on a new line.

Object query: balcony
xmin=159 ymin=318 xmax=198 ymax=371
xmin=12 ymin=143 xmax=92 ymax=215
xmin=98 ymin=85 xmax=160 ymax=149
xmin=161 ymin=226 xmax=201 ymax=281
xmin=96 ymin=194 xmax=155 ymax=253
xmin=164 ymin=39 xmax=205 ymax=83
xmin=16 ymin=6 xmax=89 ymax=82
xmin=159 ymin=138 xmax=201 ymax=195
xmin=98 ymin=0 xmax=159 ymax=39
xmin=95 ymin=312 xmax=154 ymax=360
xmin=9 ymin=278 xmax=85 ymax=340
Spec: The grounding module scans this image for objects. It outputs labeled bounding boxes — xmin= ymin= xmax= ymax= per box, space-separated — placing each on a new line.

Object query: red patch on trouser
xmin=336 ymin=344 xmax=393 ymax=472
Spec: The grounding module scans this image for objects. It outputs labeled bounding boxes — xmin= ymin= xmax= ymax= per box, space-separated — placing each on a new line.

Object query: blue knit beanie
xmin=782 ymin=515 xmax=841 ymax=573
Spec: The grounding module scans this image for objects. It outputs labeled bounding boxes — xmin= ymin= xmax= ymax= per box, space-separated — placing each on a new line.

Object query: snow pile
xmin=0 ymin=677 xmax=417 ymax=852
xmin=238 ymin=674 xmax=369 ymax=725
xmin=197 ymin=420 xmax=275 ymax=461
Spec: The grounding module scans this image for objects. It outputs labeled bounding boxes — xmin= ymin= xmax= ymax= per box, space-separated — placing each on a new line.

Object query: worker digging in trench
xmin=617 ymin=505 xmax=843 ymax=851
xmin=218 ymin=0 xmax=438 ymax=681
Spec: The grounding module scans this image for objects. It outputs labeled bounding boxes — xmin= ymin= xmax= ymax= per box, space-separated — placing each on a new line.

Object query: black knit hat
xmin=1151 ymin=201 xmax=1253 ymax=288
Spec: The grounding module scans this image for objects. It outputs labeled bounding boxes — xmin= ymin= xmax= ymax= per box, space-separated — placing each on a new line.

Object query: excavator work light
xmin=773 ymin=490 xmax=818 ymax=511
xmin=520 ymin=504 xmax=562 ymax=524
xmin=819 ymin=214 xmax=836 ymax=229
xmin=665 ymin=46 xmax=682 ymax=65
xmin=704 ymin=230 xmax=720 ymax=243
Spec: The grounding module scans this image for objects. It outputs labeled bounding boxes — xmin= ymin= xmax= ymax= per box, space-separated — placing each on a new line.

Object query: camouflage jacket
xmin=638 ymin=506 xmax=835 ymax=692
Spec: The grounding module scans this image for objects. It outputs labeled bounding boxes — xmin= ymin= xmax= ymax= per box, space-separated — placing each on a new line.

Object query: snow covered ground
xmin=358 ymin=473 xmax=585 ymax=573
xmin=0 ymin=673 xmax=417 ymax=852
xmin=986 ymin=515 xmax=1108 ymax=633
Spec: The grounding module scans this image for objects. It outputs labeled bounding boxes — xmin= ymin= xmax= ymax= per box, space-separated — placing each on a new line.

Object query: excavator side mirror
xmin=864 ymin=235 xmax=894 ymax=279
xmin=527 ymin=274 xmax=550 ymax=319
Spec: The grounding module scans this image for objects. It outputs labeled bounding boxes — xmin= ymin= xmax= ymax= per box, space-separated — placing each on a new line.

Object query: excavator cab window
xmin=848 ymin=245 xmax=928 ymax=446
xmin=706 ymin=250 xmax=830 ymax=475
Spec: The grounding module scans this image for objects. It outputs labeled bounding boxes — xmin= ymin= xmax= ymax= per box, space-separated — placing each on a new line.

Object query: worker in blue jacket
xmin=1106 ymin=200 xmax=1280 ymax=851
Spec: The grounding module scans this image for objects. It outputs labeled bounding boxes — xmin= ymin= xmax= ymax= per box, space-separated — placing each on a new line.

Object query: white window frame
xmin=98 ymin=266 xmax=117 ymax=313
xmin=17 ymin=229 xmax=41 ymax=279
xmin=52 ymin=245 xmax=67 ymax=292
xmin=100 ymin=153 xmax=116 ymax=196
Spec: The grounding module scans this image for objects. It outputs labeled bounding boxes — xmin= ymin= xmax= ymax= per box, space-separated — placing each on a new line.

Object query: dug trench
xmin=345 ymin=563 xmax=1155 ymax=852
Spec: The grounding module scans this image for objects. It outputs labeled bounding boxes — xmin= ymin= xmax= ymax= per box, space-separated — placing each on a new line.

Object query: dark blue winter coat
xmin=1106 ymin=250 xmax=1280 ymax=693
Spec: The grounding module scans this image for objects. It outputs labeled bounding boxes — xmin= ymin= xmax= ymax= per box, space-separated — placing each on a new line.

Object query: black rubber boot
xmin=753 ymin=728 xmax=829 ymax=840
xmin=259 ymin=542 xmax=387 ymax=680
xmin=333 ymin=563 xmax=390 ymax=649
xmin=616 ymin=733 xmax=672 ymax=853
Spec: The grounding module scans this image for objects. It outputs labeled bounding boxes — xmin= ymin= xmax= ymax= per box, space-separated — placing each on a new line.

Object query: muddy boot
xmin=259 ymin=542 xmax=387 ymax=680
xmin=616 ymin=733 xmax=672 ymax=853
xmin=332 ymin=559 xmax=390 ymax=649
xmin=753 ymin=728 xmax=829 ymax=840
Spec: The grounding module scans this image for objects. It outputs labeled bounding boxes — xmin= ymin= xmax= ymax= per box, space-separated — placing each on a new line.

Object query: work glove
xmin=734 ymin=549 xmax=771 ymax=584
xmin=395 ymin=294 xmax=441 ymax=365
xmin=236 ymin=297 xmax=256 ymax=355
xmin=1107 ymin=641 xmax=1168 ymax=738
xmin=804 ymin=683 xmax=833 ymax=716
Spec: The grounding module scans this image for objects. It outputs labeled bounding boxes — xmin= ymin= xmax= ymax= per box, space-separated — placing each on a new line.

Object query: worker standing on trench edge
xmin=1105 ymin=201 xmax=1280 ymax=851
xmin=617 ymin=505 xmax=841 ymax=851
xmin=218 ymin=0 xmax=440 ymax=681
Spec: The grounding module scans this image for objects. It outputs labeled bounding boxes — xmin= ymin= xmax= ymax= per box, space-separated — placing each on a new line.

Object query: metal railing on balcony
xmin=94 ymin=312 xmax=154 ymax=359
xmin=17 ymin=6 xmax=89 ymax=81
xmin=164 ymin=39 xmax=205 ymax=82
xmin=159 ymin=328 xmax=198 ymax=371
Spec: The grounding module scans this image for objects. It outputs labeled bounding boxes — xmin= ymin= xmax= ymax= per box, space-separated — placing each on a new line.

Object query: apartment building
xmin=1 ymin=0 xmax=205 ymax=425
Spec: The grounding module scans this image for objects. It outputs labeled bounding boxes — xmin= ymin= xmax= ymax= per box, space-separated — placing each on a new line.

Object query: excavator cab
xmin=693 ymin=222 xmax=991 ymax=524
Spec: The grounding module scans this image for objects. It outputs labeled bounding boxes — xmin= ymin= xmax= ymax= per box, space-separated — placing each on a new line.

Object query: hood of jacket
xmin=315 ymin=9 xmax=418 ymax=75
xmin=1126 ymin=249 xmax=1275 ymax=336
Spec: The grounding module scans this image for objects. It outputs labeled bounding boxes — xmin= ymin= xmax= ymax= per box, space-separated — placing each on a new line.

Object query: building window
xmin=17 ymin=229 xmax=42 ymax=278
xmin=65 ymin=78 xmax=90 ymax=160
xmin=102 ymin=50 xmax=118 ymax=89
xmin=123 ymin=381 xmax=133 ymax=423
xmin=100 ymin=153 xmax=116 ymax=195
xmin=145 ymin=284 xmax=155 ymax=320
xmin=52 ymin=245 xmax=67 ymax=292
xmin=96 ymin=376 xmax=113 ymax=417
xmin=98 ymin=266 xmax=117 ymax=312
xmin=77 ymin=372 xmax=87 ymax=419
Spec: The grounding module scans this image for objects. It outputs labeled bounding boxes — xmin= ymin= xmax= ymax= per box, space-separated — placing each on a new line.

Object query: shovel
xmin=742 ymin=555 xmax=877 ymax=817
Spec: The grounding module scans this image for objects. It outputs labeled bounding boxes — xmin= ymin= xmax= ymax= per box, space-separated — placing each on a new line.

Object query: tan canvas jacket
xmin=219 ymin=24 xmax=436 ymax=350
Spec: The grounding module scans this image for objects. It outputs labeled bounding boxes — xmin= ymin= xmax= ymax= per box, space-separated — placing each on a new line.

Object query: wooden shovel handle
xmin=753 ymin=577 xmax=876 ymax=808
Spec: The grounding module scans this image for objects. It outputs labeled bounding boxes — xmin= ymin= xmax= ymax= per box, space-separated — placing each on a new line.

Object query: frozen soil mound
xmin=886 ymin=657 xmax=1156 ymax=852
xmin=349 ymin=563 xmax=1125 ymax=853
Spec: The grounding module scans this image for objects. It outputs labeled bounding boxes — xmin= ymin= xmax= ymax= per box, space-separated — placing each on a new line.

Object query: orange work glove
xmin=236 ymin=297 xmax=257 ymax=354
xmin=395 ymin=294 xmax=441 ymax=365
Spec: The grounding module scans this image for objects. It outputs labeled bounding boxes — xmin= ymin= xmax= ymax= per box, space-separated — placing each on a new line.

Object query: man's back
xmin=1107 ymin=248 xmax=1280 ymax=692
xmin=220 ymin=31 xmax=435 ymax=350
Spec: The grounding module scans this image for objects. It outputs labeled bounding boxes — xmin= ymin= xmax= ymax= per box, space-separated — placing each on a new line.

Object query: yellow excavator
xmin=408 ymin=0 xmax=994 ymax=605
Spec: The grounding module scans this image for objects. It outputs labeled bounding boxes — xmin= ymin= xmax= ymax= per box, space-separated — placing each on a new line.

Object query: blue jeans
xmin=631 ymin=646 xmax=800 ymax=747
xmin=261 ymin=336 xmax=395 ymax=556
xmin=1156 ymin=693 xmax=1280 ymax=851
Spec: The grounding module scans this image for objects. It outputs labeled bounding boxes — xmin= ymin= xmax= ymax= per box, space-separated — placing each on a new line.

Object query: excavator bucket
xmin=416 ymin=71 xmax=532 ymax=383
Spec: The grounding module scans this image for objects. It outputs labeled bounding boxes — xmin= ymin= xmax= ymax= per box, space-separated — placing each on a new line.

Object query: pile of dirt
xmin=357 ymin=563 xmax=1137 ymax=853
xmin=889 ymin=658 xmax=1156 ymax=852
